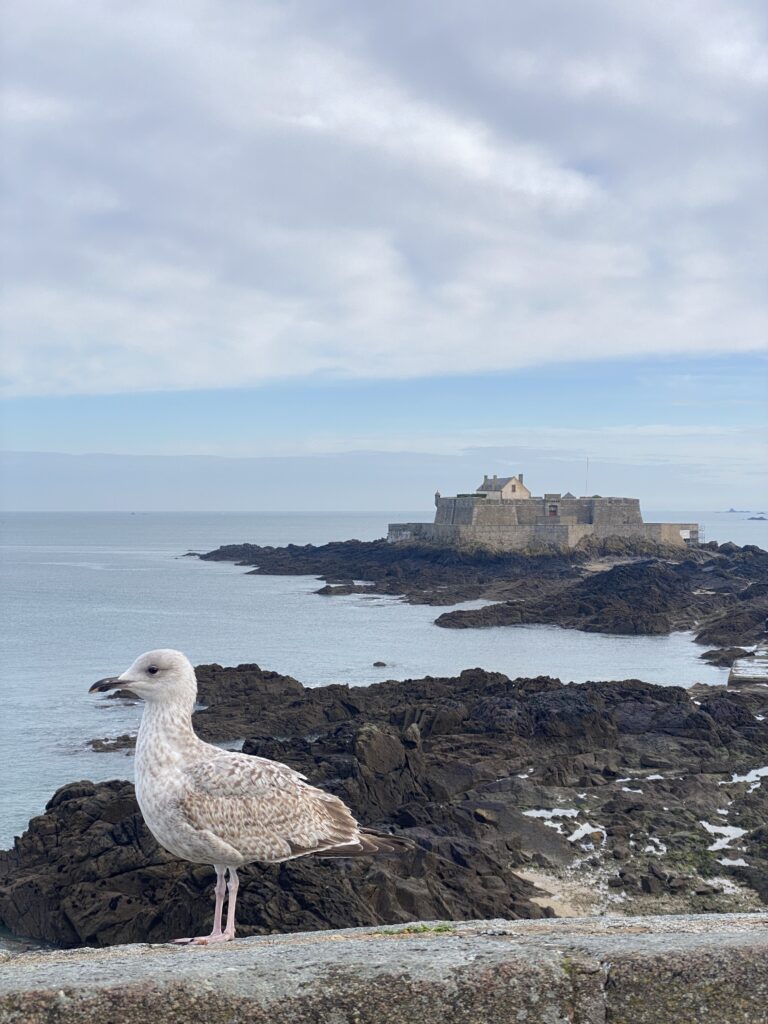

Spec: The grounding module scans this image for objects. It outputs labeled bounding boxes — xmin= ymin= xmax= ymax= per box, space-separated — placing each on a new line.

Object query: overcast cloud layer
xmin=2 ymin=0 xmax=767 ymax=396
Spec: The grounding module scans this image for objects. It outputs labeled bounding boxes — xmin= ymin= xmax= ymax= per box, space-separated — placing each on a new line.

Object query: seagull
xmin=90 ymin=648 xmax=405 ymax=944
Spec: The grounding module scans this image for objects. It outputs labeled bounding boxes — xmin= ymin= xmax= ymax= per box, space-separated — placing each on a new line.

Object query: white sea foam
xmin=568 ymin=822 xmax=606 ymax=845
xmin=543 ymin=820 xmax=565 ymax=833
xmin=644 ymin=837 xmax=667 ymax=855
xmin=523 ymin=808 xmax=579 ymax=819
xmin=719 ymin=765 xmax=768 ymax=793
xmin=699 ymin=821 xmax=747 ymax=852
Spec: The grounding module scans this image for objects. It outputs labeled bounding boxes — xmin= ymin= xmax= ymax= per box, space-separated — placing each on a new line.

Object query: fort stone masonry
xmin=388 ymin=474 xmax=699 ymax=550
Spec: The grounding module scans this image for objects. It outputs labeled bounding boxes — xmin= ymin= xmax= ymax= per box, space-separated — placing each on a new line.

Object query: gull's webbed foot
xmin=173 ymin=930 xmax=235 ymax=945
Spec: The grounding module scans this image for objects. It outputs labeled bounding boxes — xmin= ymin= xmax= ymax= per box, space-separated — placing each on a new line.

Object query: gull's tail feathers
xmin=316 ymin=829 xmax=415 ymax=859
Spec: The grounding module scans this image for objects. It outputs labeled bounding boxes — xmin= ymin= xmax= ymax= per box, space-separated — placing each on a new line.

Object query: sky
xmin=1 ymin=0 xmax=766 ymax=509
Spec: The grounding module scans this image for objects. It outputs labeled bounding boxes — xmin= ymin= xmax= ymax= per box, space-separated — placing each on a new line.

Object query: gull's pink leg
xmin=210 ymin=865 xmax=227 ymax=936
xmin=173 ymin=864 xmax=230 ymax=945
xmin=222 ymin=867 xmax=239 ymax=941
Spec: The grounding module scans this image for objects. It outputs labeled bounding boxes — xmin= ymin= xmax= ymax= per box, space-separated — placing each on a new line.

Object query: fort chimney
xmin=519 ymin=473 xmax=524 ymax=484
xmin=493 ymin=474 xmax=497 ymax=484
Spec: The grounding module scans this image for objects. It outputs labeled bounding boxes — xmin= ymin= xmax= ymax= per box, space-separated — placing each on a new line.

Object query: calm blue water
xmin=0 ymin=509 xmax=765 ymax=849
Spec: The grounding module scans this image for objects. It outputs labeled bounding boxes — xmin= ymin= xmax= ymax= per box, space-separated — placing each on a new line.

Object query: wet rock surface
xmin=0 ymin=776 xmax=543 ymax=949
xmin=2 ymin=666 xmax=768 ymax=948
xmin=200 ymin=538 xmax=768 ymax=646
xmin=700 ymin=647 xmax=753 ymax=667
xmin=201 ymin=537 xmax=580 ymax=605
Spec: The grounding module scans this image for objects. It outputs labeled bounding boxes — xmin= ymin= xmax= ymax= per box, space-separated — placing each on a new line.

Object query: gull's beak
xmin=89 ymin=676 xmax=124 ymax=694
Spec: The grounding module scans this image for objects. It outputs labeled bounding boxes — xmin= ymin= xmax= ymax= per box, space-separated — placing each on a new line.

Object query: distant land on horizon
xmin=0 ymin=449 xmax=762 ymax=513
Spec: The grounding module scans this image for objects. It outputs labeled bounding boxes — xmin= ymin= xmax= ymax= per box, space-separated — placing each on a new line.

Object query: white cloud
xmin=0 ymin=0 xmax=766 ymax=396
xmin=268 ymin=47 xmax=595 ymax=206
xmin=0 ymin=87 xmax=74 ymax=124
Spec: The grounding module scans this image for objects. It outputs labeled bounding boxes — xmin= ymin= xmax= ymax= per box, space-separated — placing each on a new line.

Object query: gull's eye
xmin=147 ymin=665 xmax=159 ymax=676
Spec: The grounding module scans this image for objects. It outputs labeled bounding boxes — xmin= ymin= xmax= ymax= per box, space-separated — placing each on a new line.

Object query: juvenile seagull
xmin=90 ymin=648 xmax=403 ymax=944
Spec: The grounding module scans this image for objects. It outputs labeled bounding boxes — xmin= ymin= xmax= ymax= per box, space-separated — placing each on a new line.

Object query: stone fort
xmin=388 ymin=474 xmax=699 ymax=550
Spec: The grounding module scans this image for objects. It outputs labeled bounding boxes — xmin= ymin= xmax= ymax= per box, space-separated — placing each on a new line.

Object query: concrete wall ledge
xmin=1 ymin=913 xmax=767 ymax=1024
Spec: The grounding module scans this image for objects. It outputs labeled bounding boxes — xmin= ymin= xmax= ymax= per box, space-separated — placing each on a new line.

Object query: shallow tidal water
xmin=1 ymin=509 xmax=764 ymax=849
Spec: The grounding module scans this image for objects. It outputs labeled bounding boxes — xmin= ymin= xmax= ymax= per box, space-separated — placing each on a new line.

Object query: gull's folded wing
xmin=178 ymin=752 xmax=366 ymax=862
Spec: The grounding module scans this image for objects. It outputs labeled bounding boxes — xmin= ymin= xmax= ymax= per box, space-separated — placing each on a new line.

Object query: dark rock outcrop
xmin=3 ymin=666 xmax=768 ymax=947
xmin=201 ymin=539 xmax=581 ymax=605
xmin=700 ymin=647 xmax=752 ymax=668
xmin=694 ymin=601 xmax=768 ymax=647
xmin=201 ymin=539 xmax=768 ymax=644
xmin=0 ymin=778 xmax=542 ymax=949
xmin=437 ymin=556 xmax=768 ymax=642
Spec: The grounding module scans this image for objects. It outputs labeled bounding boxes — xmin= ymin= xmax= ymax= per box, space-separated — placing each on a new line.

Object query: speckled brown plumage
xmin=90 ymin=648 xmax=402 ymax=943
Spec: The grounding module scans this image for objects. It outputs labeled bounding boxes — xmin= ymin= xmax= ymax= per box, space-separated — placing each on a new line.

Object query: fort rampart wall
xmin=390 ymin=492 xmax=698 ymax=549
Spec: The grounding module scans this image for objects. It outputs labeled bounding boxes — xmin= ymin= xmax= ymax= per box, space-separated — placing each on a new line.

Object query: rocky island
xmin=199 ymin=537 xmax=768 ymax=654
xmin=198 ymin=475 xmax=767 ymax=658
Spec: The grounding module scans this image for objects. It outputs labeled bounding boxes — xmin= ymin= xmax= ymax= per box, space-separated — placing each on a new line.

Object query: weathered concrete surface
xmin=1 ymin=914 xmax=766 ymax=1024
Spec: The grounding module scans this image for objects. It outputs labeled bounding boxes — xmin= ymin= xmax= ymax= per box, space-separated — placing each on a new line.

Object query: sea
xmin=1 ymin=509 xmax=766 ymax=852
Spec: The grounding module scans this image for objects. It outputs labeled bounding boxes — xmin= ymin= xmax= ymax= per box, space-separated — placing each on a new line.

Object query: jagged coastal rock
xmin=199 ymin=539 xmax=768 ymax=649
xmin=2 ymin=666 xmax=767 ymax=947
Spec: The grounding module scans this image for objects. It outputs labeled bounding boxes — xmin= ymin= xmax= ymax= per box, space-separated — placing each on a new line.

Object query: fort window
xmin=548 ymin=504 xmax=558 ymax=517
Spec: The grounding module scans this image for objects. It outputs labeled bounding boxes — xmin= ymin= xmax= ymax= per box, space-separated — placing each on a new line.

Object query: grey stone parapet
xmin=1 ymin=914 xmax=767 ymax=1024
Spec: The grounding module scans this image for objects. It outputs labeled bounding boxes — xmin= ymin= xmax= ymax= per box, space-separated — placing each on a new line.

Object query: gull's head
xmin=89 ymin=649 xmax=197 ymax=704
